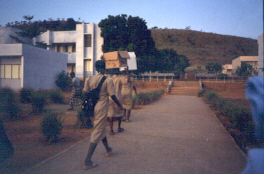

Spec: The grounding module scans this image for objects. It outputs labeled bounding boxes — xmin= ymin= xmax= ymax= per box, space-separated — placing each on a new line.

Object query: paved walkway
xmin=24 ymin=95 xmax=247 ymax=174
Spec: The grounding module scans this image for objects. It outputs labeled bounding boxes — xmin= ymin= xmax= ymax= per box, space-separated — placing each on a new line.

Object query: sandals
xmin=118 ymin=128 xmax=124 ymax=133
xmin=106 ymin=147 xmax=112 ymax=157
xmin=109 ymin=132 xmax=115 ymax=135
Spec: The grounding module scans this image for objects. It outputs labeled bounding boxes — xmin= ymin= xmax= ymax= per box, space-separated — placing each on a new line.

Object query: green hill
xmin=151 ymin=29 xmax=258 ymax=67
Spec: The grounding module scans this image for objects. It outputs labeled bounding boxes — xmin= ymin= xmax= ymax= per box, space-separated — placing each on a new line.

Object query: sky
xmin=0 ymin=0 xmax=263 ymax=39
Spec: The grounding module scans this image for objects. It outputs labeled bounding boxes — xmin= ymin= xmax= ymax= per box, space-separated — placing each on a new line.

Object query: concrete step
xmin=169 ymin=87 xmax=200 ymax=96
xmin=173 ymin=81 xmax=200 ymax=88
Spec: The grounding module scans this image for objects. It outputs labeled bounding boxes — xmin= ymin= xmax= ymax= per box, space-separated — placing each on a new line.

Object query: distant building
xmin=232 ymin=56 xmax=258 ymax=74
xmin=33 ymin=23 xmax=104 ymax=79
xmin=222 ymin=64 xmax=233 ymax=75
xmin=0 ymin=27 xmax=67 ymax=90
xmin=258 ymin=33 xmax=263 ymax=76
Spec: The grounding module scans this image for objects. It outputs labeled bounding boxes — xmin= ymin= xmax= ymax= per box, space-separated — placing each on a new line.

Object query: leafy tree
xmin=158 ymin=49 xmax=180 ymax=72
xmin=23 ymin=15 xmax=34 ymax=23
xmin=15 ymin=21 xmax=42 ymax=39
xmin=175 ymin=55 xmax=190 ymax=72
xmin=235 ymin=62 xmax=253 ymax=77
xmin=99 ymin=14 xmax=157 ymax=73
xmin=205 ymin=62 xmax=222 ymax=74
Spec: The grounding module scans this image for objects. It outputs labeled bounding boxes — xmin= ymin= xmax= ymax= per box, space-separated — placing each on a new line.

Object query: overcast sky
xmin=0 ymin=0 xmax=263 ymax=39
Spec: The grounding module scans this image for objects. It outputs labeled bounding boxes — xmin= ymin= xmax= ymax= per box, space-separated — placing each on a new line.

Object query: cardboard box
xmin=120 ymin=52 xmax=137 ymax=71
xmin=103 ymin=51 xmax=130 ymax=69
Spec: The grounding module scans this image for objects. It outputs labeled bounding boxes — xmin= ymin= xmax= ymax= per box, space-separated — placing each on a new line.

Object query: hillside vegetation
xmin=151 ymin=29 xmax=258 ymax=67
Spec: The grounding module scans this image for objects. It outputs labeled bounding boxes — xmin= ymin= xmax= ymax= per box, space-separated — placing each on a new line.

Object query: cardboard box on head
xmin=103 ymin=51 xmax=130 ymax=69
xmin=120 ymin=52 xmax=137 ymax=71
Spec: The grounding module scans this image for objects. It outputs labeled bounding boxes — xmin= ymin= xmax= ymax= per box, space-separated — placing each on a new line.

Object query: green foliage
xmin=134 ymin=89 xmax=164 ymax=105
xmin=19 ymin=88 xmax=33 ymax=103
xmin=217 ymin=73 xmax=228 ymax=79
xmin=49 ymin=89 xmax=64 ymax=104
xmin=205 ymin=62 xmax=223 ymax=74
xmin=202 ymin=90 xmax=253 ymax=134
xmin=41 ymin=111 xmax=64 ymax=142
xmin=0 ymin=87 xmax=20 ymax=119
xmin=31 ymin=91 xmax=47 ymax=113
xmin=6 ymin=17 xmax=77 ymax=32
xmin=55 ymin=70 xmax=71 ymax=91
xmin=76 ymin=111 xmax=93 ymax=129
xmin=235 ymin=62 xmax=253 ymax=77
xmin=197 ymin=89 xmax=206 ymax=97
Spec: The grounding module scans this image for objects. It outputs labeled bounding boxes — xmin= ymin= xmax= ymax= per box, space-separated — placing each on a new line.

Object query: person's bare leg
xmin=109 ymin=118 xmax=114 ymax=135
xmin=126 ymin=109 xmax=131 ymax=122
xmin=102 ymin=137 xmax=112 ymax=157
xmin=123 ymin=109 xmax=127 ymax=121
xmin=83 ymin=143 xmax=97 ymax=170
xmin=117 ymin=117 xmax=124 ymax=132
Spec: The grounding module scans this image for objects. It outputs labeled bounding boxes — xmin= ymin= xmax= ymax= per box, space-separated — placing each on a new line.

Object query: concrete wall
xmin=22 ymin=44 xmax=68 ymax=89
xmin=0 ymin=44 xmax=67 ymax=90
xmin=258 ymin=34 xmax=263 ymax=76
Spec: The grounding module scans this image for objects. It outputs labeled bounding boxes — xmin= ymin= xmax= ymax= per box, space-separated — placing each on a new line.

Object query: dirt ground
xmin=0 ymin=81 xmax=250 ymax=173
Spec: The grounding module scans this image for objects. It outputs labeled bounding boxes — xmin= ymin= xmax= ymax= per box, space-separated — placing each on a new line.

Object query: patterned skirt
xmin=69 ymin=86 xmax=82 ymax=107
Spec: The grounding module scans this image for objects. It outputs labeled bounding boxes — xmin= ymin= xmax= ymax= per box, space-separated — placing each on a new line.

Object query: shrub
xmin=217 ymin=73 xmax=228 ymax=80
xmin=76 ymin=110 xmax=93 ymax=128
xmin=134 ymin=89 xmax=164 ymax=105
xmin=197 ymin=89 xmax=206 ymax=97
xmin=31 ymin=91 xmax=47 ymax=113
xmin=49 ymin=89 xmax=64 ymax=104
xmin=203 ymin=90 xmax=219 ymax=105
xmin=55 ymin=70 xmax=71 ymax=91
xmin=19 ymin=88 xmax=33 ymax=103
xmin=0 ymin=87 xmax=20 ymax=119
xmin=41 ymin=111 xmax=64 ymax=142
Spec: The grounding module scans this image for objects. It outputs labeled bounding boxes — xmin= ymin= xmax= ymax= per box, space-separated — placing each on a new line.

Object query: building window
xmin=84 ymin=60 xmax=91 ymax=71
xmin=0 ymin=65 xmax=21 ymax=79
xmin=84 ymin=35 xmax=92 ymax=47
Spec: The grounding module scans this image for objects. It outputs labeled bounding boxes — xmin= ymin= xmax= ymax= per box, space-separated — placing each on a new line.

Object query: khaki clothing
xmin=121 ymin=75 xmax=134 ymax=110
xmin=83 ymin=73 xmax=116 ymax=144
xmin=108 ymin=75 xmax=123 ymax=118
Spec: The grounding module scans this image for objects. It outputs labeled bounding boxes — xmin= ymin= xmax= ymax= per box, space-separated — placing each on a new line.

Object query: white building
xmin=232 ymin=56 xmax=259 ymax=74
xmin=0 ymin=27 xmax=68 ymax=90
xmin=222 ymin=64 xmax=233 ymax=75
xmin=258 ymin=33 xmax=263 ymax=76
xmin=33 ymin=23 xmax=104 ymax=80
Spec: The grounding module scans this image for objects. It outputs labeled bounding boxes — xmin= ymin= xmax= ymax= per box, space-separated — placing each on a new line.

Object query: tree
xmin=23 ymin=15 xmax=34 ymax=23
xmin=175 ymin=55 xmax=190 ymax=73
xmin=158 ymin=49 xmax=180 ymax=72
xmin=15 ymin=21 xmax=42 ymax=39
xmin=205 ymin=62 xmax=222 ymax=74
xmin=235 ymin=62 xmax=253 ymax=77
xmin=98 ymin=14 xmax=157 ymax=73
